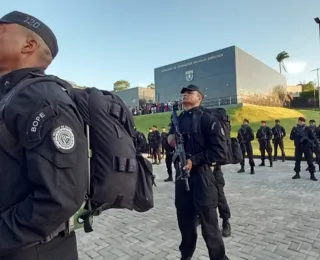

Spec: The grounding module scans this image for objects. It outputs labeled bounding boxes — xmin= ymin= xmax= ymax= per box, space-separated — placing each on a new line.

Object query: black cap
xmin=298 ymin=117 xmax=305 ymax=122
xmin=181 ymin=84 xmax=204 ymax=97
xmin=0 ymin=11 xmax=58 ymax=58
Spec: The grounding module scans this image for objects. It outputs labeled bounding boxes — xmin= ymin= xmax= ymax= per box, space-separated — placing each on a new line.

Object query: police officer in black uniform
xmin=307 ymin=119 xmax=320 ymax=171
xmin=0 ymin=11 xmax=88 ymax=260
xmin=161 ymin=126 xmax=167 ymax=156
xmin=150 ymin=125 xmax=162 ymax=164
xmin=237 ymin=119 xmax=255 ymax=174
xmin=162 ymin=124 xmax=174 ymax=182
xmin=168 ymin=84 xmax=228 ymax=260
xmin=133 ymin=127 xmax=147 ymax=154
xmin=290 ymin=117 xmax=317 ymax=181
xmin=147 ymin=128 xmax=153 ymax=158
xmin=256 ymin=120 xmax=273 ymax=167
xmin=271 ymin=120 xmax=286 ymax=162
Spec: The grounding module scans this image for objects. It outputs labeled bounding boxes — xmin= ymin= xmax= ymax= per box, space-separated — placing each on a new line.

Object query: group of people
xmin=237 ymin=118 xmax=319 ymax=181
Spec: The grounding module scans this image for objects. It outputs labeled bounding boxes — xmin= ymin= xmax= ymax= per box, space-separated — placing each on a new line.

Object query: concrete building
xmin=287 ymin=84 xmax=302 ymax=98
xmin=154 ymin=46 xmax=287 ymax=105
xmin=115 ymin=87 xmax=155 ymax=107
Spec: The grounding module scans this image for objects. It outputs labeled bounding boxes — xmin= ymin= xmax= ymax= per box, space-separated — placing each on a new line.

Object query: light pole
xmin=315 ymin=17 xmax=320 ymax=43
xmin=311 ymin=68 xmax=320 ymax=110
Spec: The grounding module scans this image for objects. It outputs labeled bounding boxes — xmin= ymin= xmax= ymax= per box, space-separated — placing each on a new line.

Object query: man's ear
xmin=21 ymin=38 xmax=39 ymax=54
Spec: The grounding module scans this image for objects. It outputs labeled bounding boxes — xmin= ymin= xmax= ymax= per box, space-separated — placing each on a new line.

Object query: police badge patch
xmin=185 ymin=70 xmax=194 ymax=82
xmin=52 ymin=125 xmax=75 ymax=152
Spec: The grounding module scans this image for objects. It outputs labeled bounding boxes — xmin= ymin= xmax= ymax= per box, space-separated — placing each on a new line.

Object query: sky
xmin=3 ymin=0 xmax=320 ymax=90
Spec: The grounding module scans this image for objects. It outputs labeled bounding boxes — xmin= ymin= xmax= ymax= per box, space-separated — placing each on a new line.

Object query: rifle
xmin=171 ymin=109 xmax=190 ymax=191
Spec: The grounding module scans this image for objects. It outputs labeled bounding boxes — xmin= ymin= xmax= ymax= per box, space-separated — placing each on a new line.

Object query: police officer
xmin=307 ymin=119 xmax=320 ymax=171
xmin=256 ymin=120 xmax=273 ymax=167
xmin=271 ymin=120 xmax=286 ymax=162
xmin=237 ymin=119 xmax=255 ymax=174
xmin=168 ymin=84 xmax=228 ymax=260
xmin=147 ymin=128 xmax=153 ymax=158
xmin=162 ymin=125 xmax=174 ymax=182
xmin=161 ymin=126 xmax=167 ymax=156
xmin=290 ymin=117 xmax=317 ymax=181
xmin=133 ymin=127 xmax=147 ymax=154
xmin=150 ymin=125 xmax=162 ymax=164
xmin=0 ymin=11 xmax=88 ymax=260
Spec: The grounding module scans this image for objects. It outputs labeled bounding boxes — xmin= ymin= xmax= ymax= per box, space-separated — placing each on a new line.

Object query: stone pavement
xmin=77 ymin=159 xmax=320 ymax=260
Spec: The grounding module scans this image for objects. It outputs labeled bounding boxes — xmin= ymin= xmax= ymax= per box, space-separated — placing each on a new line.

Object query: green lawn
xmin=134 ymin=105 xmax=320 ymax=157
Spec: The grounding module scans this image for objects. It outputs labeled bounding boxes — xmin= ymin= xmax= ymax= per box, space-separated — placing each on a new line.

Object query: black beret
xmin=0 ymin=11 xmax=58 ymax=58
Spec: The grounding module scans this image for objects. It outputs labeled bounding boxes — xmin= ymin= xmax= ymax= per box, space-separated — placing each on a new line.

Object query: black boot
xmin=259 ymin=161 xmax=265 ymax=166
xmin=237 ymin=167 xmax=245 ymax=173
xmin=222 ymin=219 xmax=231 ymax=237
xmin=181 ymin=257 xmax=192 ymax=260
xmin=282 ymin=155 xmax=285 ymax=162
xmin=164 ymin=176 xmax=173 ymax=182
xmin=270 ymin=160 xmax=273 ymax=167
xmin=310 ymin=173 xmax=318 ymax=181
xmin=273 ymin=157 xmax=277 ymax=162
xmin=250 ymin=167 xmax=255 ymax=174
xmin=292 ymin=172 xmax=301 ymax=179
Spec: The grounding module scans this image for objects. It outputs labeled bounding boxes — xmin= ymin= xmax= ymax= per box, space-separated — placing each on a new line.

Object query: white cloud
xmin=285 ymin=61 xmax=307 ymax=74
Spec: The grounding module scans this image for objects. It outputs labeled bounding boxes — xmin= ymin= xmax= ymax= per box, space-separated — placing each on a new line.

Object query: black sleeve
xmin=248 ymin=127 xmax=254 ymax=141
xmin=290 ymin=127 xmax=295 ymax=140
xmin=268 ymin=127 xmax=273 ymax=139
xmin=190 ymin=114 xmax=225 ymax=165
xmin=0 ymin=82 xmax=88 ymax=251
xmin=256 ymin=129 xmax=260 ymax=139
xmin=282 ymin=126 xmax=286 ymax=137
xmin=307 ymin=127 xmax=316 ymax=141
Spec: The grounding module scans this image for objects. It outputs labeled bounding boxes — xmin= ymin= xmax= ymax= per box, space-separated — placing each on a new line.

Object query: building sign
xmin=160 ymin=53 xmax=224 ymax=73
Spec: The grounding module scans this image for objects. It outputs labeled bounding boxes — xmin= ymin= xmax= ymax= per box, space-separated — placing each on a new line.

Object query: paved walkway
xmin=77 ymin=159 xmax=320 ymax=260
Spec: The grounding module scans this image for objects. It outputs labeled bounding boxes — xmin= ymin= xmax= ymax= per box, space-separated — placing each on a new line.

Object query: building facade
xmin=154 ymin=46 xmax=286 ymax=104
xmin=115 ymin=87 xmax=155 ymax=108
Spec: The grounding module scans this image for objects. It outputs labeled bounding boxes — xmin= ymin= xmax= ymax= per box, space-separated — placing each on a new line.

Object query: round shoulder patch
xmin=52 ymin=125 xmax=75 ymax=152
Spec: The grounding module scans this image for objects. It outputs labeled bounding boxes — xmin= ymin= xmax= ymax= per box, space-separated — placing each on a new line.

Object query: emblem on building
xmin=185 ymin=70 xmax=194 ymax=82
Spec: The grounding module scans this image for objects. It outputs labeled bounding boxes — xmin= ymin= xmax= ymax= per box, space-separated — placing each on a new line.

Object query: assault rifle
xmin=171 ymin=109 xmax=190 ymax=191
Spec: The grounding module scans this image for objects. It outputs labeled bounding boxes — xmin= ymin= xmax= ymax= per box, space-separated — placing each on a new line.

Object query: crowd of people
xmin=129 ymin=100 xmax=183 ymax=116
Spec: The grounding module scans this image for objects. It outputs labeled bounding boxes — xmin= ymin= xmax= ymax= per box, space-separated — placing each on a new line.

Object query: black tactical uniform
xmin=147 ymin=129 xmax=153 ymax=158
xmin=162 ymin=131 xmax=174 ymax=182
xmin=237 ymin=119 xmax=255 ymax=174
xmin=150 ymin=126 xmax=162 ymax=164
xmin=256 ymin=121 xmax=273 ymax=167
xmin=271 ymin=120 xmax=286 ymax=162
xmin=133 ymin=128 xmax=147 ymax=154
xmin=290 ymin=117 xmax=317 ymax=181
xmin=308 ymin=120 xmax=320 ymax=171
xmin=171 ymin=106 xmax=228 ymax=260
xmin=0 ymin=69 xmax=88 ymax=260
xmin=161 ymin=129 xmax=167 ymax=155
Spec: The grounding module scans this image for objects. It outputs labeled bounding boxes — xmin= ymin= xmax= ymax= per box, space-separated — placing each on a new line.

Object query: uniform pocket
xmin=192 ymin=168 xmax=218 ymax=207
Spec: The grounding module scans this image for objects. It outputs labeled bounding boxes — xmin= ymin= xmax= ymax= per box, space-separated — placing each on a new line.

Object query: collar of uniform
xmin=0 ymin=67 xmax=44 ymax=96
xmin=184 ymin=106 xmax=201 ymax=115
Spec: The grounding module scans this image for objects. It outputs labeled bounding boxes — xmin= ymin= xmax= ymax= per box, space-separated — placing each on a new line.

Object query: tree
xmin=113 ymin=80 xmax=130 ymax=92
xmin=276 ymin=51 xmax=290 ymax=74
xmin=300 ymin=81 xmax=315 ymax=92
xmin=272 ymin=85 xmax=287 ymax=103
xmin=147 ymin=83 xmax=155 ymax=89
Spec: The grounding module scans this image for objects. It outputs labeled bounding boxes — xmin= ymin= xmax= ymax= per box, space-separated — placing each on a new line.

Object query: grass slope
xmin=134 ymin=105 xmax=320 ymax=157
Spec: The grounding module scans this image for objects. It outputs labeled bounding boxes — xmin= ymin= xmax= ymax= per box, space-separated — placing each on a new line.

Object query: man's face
xmin=310 ymin=122 xmax=315 ymax=126
xmin=261 ymin=122 xmax=266 ymax=127
xmin=182 ymin=90 xmax=202 ymax=105
xmin=243 ymin=121 xmax=248 ymax=125
xmin=298 ymin=120 xmax=304 ymax=125
xmin=0 ymin=24 xmax=23 ymax=71
xmin=152 ymin=127 xmax=156 ymax=131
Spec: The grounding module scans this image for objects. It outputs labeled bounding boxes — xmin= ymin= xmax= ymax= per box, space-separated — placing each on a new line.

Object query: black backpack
xmin=194 ymin=106 xmax=243 ymax=165
xmin=0 ymin=73 xmax=155 ymax=233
